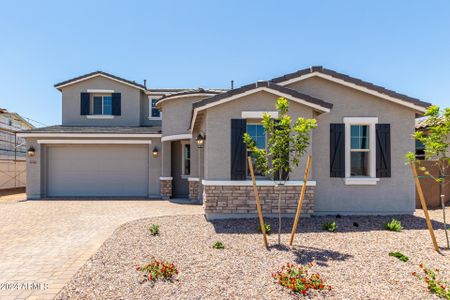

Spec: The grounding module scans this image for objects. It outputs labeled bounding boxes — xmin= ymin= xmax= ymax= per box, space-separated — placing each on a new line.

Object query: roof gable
xmin=271 ymin=66 xmax=431 ymax=113
xmin=189 ymin=81 xmax=333 ymax=131
xmin=54 ymin=71 xmax=147 ymax=91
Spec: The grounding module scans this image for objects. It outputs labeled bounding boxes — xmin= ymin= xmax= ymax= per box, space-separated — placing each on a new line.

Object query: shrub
xmin=212 ymin=241 xmax=225 ymax=249
xmin=258 ymin=223 xmax=271 ymax=235
xmin=322 ymin=221 xmax=337 ymax=232
xmin=413 ymin=264 xmax=450 ymax=299
xmin=384 ymin=219 xmax=403 ymax=232
xmin=136 ymin=257 xmax=178 ymax=284
xmin=272 ymin=263 xmax=332 ymax=296
xmin=389 ymin=251 xmax=409 ymax=262
xmin=148 ymin=224 xmax=160 ymax=236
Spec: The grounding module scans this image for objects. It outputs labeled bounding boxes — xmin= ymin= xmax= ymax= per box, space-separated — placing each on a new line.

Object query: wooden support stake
xmin=411 ymin=162 xmax=440 ymax=252
xmin=289 ymin=155 xmax=312 ymax=246
xmin=248 ymin=156 xmax=269 ymax=249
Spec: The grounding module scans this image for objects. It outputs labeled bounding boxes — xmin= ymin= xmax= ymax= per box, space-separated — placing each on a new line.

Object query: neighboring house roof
xmin=19 ymin=125 xmax=161 ymax=135
xmin=415 ymin=117 xmax=445 ymax=129
xmin=0 ymin=108 xmax=34 ymax=129
xmin=155 ymin=88 xmax=227 ymax=108
xmin=271 ymin=66 xmax=431 ymax=112
xmin=54 ymin=71 xmax=148 ymax=91
xmin=189 ymin=81 xmax=333 ymax=130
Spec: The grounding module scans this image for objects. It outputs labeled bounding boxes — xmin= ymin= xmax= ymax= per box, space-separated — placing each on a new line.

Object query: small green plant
xmin=272 ymin=262 xmax=332 ymax=296
xmin=389 ymin=251 xmax=409 ymax=262
xmin=136 ymin=257 xmax=178 ymax=284
xmin=212 ymin=241 xmax=225 ymax=249
xmin=413 ymin=264 xmax=450 ymax=299
xmin=258 ymin=223 xmax=271 ymax=235
xmin=322 ymin=221 xmax=337 ymax=232
xmin=148 ymin=224 xmax=160 ymax=236
xmin=384 ymin=219 xmax=403 ymax=232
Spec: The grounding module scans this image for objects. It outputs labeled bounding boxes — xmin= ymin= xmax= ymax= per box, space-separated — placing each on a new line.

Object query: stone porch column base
xmin=160 ymin=177 xmax=173 ymax=199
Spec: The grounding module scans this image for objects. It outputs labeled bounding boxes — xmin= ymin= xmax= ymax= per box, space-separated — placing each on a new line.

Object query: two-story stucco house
xmin=19 ymin=67 xmax=431 ymax=219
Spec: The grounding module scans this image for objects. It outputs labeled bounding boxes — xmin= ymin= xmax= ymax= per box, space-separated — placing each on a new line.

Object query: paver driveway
xmin=0 ymin=199 xmax=203 ymax=300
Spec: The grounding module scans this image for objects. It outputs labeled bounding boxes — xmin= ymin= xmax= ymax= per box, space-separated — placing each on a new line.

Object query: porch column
xmin=160 ymin=141 xmax=172 ymax=199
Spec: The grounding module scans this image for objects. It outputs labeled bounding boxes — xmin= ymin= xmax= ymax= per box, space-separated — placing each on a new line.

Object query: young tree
xmin=407 ymin=105 xmax=450 ymax=248
xmin=244 ymin=97 xmax=317 ymax=244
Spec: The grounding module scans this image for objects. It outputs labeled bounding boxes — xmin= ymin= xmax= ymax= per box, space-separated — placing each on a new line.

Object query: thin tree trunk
xmin=439 ymin=160 xmax=449 ymax=248
xmin=278 ymin=191 xmax=281 ymax=245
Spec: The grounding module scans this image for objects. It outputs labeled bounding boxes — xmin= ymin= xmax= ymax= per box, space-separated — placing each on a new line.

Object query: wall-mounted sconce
xmin=27 ymin=146 xmax=35 ymax=157
xmin=152 ymin=146 xmax=159 ymax=158
xmin=196 ymin=133 xmax=205 ymax=148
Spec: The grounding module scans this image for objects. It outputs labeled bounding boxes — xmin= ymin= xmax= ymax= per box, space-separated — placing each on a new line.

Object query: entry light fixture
xmin=27 ymin=146 xmax=35 ymax=157
xmin=152 ymin=146 xmax=159 ymax=158
xmin=196 ymin=133 xmax=205 ymax=148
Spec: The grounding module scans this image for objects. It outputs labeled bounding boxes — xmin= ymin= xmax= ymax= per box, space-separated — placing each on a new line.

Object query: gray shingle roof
xmin=192 ymin=81 xmax=333 ymax=111
xmin=157 ymin=88 xmax=227 ymax=103
xmin=271 ymin=66 xmax=431 ymax=109
xmin=54 ymin=71 xmax=147 ymax=90
xmin=21 ymin=125 xmax=161 ymax=134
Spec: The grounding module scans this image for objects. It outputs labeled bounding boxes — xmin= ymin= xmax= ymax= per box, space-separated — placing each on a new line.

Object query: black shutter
xmin=376 ymin=124 xmax=391 ymax=177
xmin=112 ymin=93 xmax=121 ymax=116
xmin=330 ymin=123 xmax=345 ymax=177
xmin=231 ymin=119 xmax=247 ymax=180
xmin=80 ymin=92 xmax=90 ymax=115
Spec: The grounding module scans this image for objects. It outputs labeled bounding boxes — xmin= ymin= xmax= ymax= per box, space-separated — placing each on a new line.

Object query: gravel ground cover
xmin=57 ymin=209 xmax=449 ymax=300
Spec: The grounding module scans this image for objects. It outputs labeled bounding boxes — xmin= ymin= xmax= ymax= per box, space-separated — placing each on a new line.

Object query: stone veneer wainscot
xmin=202 ymin=181 xmax=315 ymax=220
xmin=160 ymin=177 xmax=172 ymax=199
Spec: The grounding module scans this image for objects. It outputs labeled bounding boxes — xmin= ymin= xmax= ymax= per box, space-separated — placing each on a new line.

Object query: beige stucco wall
xmin=25 ymin=137 xmax=161 ymax=198
xmin=159 ymin=95 xmax=207 ymax=137
xmin=61 ymin=77 xmax=144 ymax=126
xmin=286 ymin=77 xmax=417 ymax=214
xmin=203 ymin=90 xmax=314 ymax=180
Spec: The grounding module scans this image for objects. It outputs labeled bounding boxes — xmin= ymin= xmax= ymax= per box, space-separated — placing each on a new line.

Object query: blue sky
xmin=1 ymin=0 xmax=449 ymax=126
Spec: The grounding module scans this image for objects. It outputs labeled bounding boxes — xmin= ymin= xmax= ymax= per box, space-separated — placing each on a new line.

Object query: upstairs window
xmin=150 ymin=98 xmax=161 ymax=118
xmin=93 ymin=95 xmax=112 ymax=115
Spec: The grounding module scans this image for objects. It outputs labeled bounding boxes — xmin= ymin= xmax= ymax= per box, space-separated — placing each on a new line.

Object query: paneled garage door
xmin=47 ymin=145 xmax=148 ymax=197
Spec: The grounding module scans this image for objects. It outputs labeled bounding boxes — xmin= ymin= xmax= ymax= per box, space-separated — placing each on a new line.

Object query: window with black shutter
xmin=230 ymin=119 xmax=247 ymax=180
xmin=330 ymin=123 xmax=345 ymax=177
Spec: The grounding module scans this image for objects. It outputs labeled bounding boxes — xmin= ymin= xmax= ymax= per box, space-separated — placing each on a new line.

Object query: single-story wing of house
xmin=19 ymin=66 xmax=431 ymax=219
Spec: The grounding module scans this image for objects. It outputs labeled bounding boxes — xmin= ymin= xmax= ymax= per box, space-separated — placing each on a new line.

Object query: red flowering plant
xmin=412 ymin=263 xmax=450 ymax=299
xmin=136 ymin=257 xmax=178 ymax=285
xmin=272 ymin=262 xmax=331 ymax=296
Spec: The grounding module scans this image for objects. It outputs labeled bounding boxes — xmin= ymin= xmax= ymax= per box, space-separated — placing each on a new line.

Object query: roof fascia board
xmin=17 ymin=133 xmax=161 ymax=138
xmin=277 ymin=72 xmax=427 ymax=113
xmin=189 ymin=86 xmax=331 ymax=132
xmin=55 ymin=73 xmax=146 ymax=91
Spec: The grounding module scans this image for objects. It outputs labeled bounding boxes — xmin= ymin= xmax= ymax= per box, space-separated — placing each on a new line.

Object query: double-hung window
xmin=344 ymin=117 xmax=379 ymax=185
xmin=93 ymin=95 xmax=112 ymax=115
xmin=350 ymin=125 xmax=370 ymax=176
xmin=246 ymin=123 xmax=266 ymax=177
xmin=150 ymin=98 xmax=161 ymax=119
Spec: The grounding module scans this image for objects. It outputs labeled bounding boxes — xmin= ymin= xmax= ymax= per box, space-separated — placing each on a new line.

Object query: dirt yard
xmin=57 ymin=209 xmax=450 ymax=299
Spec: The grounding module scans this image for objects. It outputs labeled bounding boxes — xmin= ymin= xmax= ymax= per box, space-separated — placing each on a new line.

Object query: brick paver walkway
xmin=0 ymin=199 xmax=202 ymax=299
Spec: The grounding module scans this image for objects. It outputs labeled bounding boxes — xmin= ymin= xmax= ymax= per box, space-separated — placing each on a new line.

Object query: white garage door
xmin=47 ymin=145 xmax=149 ymax=197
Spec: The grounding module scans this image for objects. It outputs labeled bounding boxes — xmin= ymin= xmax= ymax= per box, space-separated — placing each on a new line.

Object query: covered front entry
xmin=170 ymin=141 xmax=189 ymax=198
xmin=46 ymin=145 xmax=149 ymax=197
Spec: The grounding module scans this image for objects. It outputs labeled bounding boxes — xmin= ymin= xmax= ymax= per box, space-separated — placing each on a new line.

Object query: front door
xmin=171 ymin=141 xmax=189 ymax=198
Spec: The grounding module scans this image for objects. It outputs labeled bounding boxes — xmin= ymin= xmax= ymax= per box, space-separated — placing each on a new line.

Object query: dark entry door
xmin=171 ymin=141 xmax=189 ymax=198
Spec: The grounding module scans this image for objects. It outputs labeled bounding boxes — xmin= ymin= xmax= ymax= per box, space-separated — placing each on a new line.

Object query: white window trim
xmin=241 ymin=111 xmax=279 ymax=119
xmin=343 ymin=117 xmax=379 ymax=185
xmin=149 ymin=97 xmax=162 ymax=120
xmin=86 ymin=115 xmax=114 ymax=119
xmin=181 ymin=141 xmax=191 ymax=178
xmin=87 ymin=89 xmax=114 ymax=93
